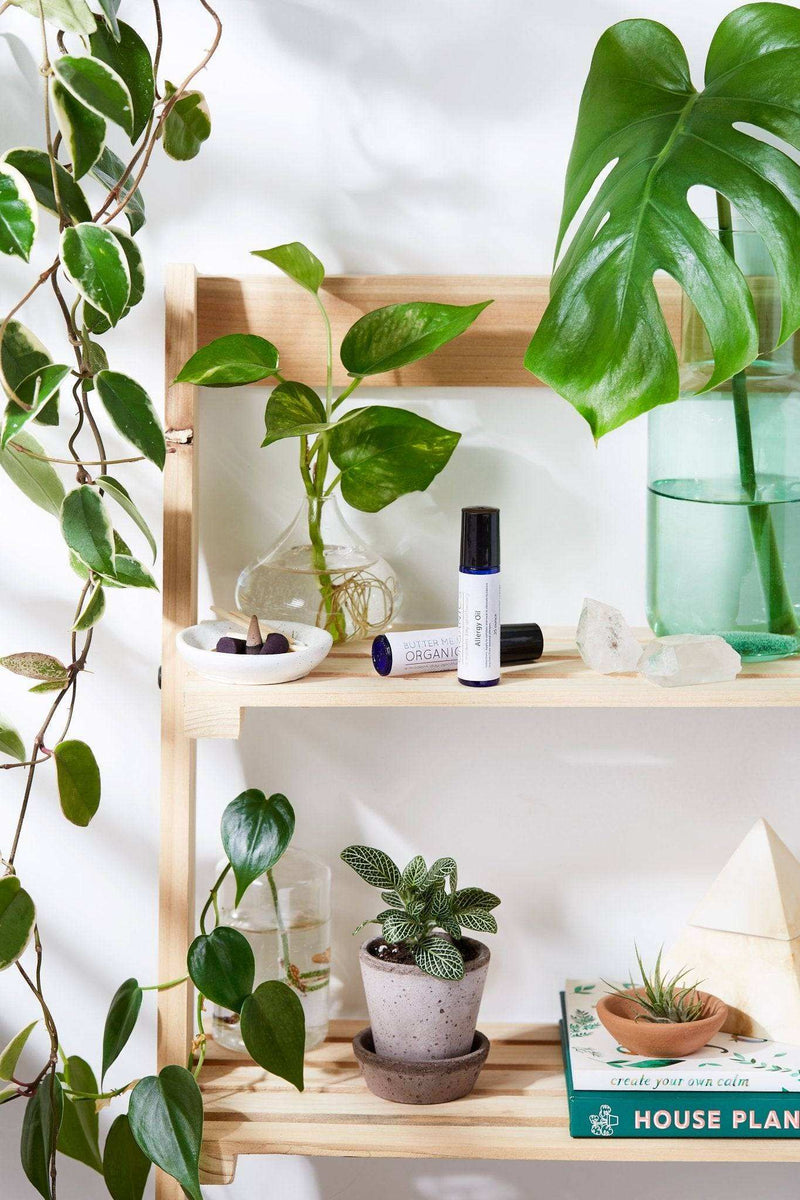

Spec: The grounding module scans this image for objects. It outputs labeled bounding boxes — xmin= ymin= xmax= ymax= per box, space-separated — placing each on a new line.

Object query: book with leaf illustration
xmin=564 ymin=981 xmax=800 ymax=1093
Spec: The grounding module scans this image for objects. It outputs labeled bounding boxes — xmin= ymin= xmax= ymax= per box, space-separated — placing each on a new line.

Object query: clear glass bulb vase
xmin=235 ymin=493 xmax=401 ymax=644
xmin=211 ymin=846 xmax=332 ymax=1054
xmin=647 ymin=229 xmax=800 ymax=661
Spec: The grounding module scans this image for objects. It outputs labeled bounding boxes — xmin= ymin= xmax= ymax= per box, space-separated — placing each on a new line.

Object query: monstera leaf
xmin=526 ymin=3 xmax=800 ymax=438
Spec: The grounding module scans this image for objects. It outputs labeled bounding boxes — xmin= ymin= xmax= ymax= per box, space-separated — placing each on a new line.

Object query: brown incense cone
xmin=245 ymin=614 xmax=263 ymax=655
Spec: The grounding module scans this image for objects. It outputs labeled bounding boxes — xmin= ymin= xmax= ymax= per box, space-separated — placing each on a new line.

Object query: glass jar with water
xmin=212 ymin=846 xmax=331 ymax=1053
xmin=647 ymin=229 xmax=800 ymax=661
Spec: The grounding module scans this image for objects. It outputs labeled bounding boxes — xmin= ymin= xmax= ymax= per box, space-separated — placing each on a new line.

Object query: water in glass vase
xmin=236 ymin=494 xmax=400 ymax=643
xmin=211 ymin=847 xmax=331 ymax=1054
xmin=648 ymin=474 xmax=800 ymax=661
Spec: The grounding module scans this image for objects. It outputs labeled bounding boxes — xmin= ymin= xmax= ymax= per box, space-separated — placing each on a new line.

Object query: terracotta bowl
xmin=352 ymin=1027 xmax=490 ymax=1104
xmin=596 ymin=989 xmax=728 ymax=1057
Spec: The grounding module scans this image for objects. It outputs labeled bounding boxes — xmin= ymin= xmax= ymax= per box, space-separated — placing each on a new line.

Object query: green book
xmin=560 ymin=992 xmax=800 ymax=1139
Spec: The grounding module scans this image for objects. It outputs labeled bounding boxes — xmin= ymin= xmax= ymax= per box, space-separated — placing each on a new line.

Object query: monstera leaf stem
xmin=715 ymin=194 xmax=798 ymax=637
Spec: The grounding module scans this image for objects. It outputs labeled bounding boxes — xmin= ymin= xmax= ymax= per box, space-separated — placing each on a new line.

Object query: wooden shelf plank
xmin=198 ymin=1021 xmax=800 ymax=1184
xmin=183 ymin=628 xmax=800 ymax=737
xmin=195 ymin=274 xmax=682 ymax=389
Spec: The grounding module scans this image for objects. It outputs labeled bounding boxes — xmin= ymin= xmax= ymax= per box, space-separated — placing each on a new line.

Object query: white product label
xmin=384 ymin=628 xmax=460 ymax=676
xmin=458 ymin=572 xmax=501 ymax=681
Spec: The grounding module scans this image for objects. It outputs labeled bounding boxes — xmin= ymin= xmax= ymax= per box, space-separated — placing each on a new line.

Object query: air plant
xmin=607 ymin=947 xmax=705 ymax=1024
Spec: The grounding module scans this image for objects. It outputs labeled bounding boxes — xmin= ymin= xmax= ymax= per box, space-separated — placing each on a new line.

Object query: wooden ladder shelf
xmin=160 ymin=268 xmax=800 ymax=1195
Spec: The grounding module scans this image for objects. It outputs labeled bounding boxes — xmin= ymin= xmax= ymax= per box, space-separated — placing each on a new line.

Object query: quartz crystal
xmin=575 ymin=597 xmax=642 ymax=674
xmin=638 ymin=634 xmax=742 ymax=688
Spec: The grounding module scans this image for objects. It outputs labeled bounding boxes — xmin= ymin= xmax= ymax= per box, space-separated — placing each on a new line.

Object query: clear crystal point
xmin=638 ymin=634 xmax=742 ymax=687
xmin=576 ymin=597 xmax=642 ymax=673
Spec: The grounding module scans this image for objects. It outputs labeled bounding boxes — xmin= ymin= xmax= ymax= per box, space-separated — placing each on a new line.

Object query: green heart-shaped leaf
xmin=3 ymin=148 xmax=91 ymax=223
xmin=0 ymin=716 xmax=25 ymax=762
xmin=163 ymin=85 xmax=210 ymax=161
xmin=97 ymin=475 xmax=156 ymax=562
xmin=95 ymin=372 xmax=165 ymax=468
xmin=188 ymin=926 xmax=255 ymax=1013
xmin=61 ymin=224 xmax=130 ymax=325
xmin=251 ymin=242 xmax=324 ymax=294
xmin=0 ymin=875 xmax=35 ymax=970
xmin=0 ymin=1020 xmax=37 ymax=1081
xmin=240 ymin=980 xmax=305 ymax=1090
xmin=0 ymin=431 xmax=65 ymax=516
xmin=340 ymin=300 xmax=491 ymax=377
xmin=0 ymin=163 xmax=37 ymax=262
xmin=103 ymin=1113 xmax=151 ymax=1200
xmin=57 ymin=1055 xmax=102 ymax=1173
xmin=61 ymin=485 xmax=115 ymax=574
xmin=328 ymin=405 xmax=460 ymax=512
xmin=262 ymin=380 xmax=327 ymax=446
xmin=10 ymin=0 xmax=95 ymax=35
xmin=101 ymin=978 xmax=142 ymax=1084
xmin=90 ymin=21 xmax=154 ymax=142
xmin=221 ymin=790 xmax=295 ymax=906
xmin=526 ymin=5 xmax=800 ymax=436
xmin=51 ymin=80 xmax=106 ymax=179
xmin=21 ymin=1075 xmax=63 ymax=1200
xmin=54 ymin=739 xmax=100 ymax=827
xmin=53 ymin=55 xmax=133 ymax=136
xmin=128 ymin=1066 xmax=203 ymax=1200
xmin=91 ymin=147 xmax=145 ymax=235
xmin=175 ymin=334 xmax=280 ymax=387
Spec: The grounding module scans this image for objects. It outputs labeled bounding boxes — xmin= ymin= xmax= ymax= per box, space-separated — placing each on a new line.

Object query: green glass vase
xmin=647 ymin=231 xmax=800 ymax=662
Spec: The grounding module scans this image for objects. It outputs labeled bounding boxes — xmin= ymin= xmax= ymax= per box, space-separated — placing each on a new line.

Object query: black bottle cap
xmin=500 ymin=623 xmax=544 ymax=665
xmin=460 ymin=506 xmax=500 ymax=571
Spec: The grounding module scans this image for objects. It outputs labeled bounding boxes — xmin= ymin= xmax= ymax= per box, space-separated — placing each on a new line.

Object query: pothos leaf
xmin=187 ymin=926 xmax=255 ymax=1013
xmin=262 ymin=380 xmax=328 ymax=446
xmin=101 ymin=978 xmax=142 ymax=1084
xmin=239 ymin=980 xmax=305 ymax=1091
xmin=175 ymin=334 xmax=280 ymax=387
xmin=128 ymin=1066 xmax=203 ymax=1200
xmin=21 ymin=1075 xmax=63 ymax=1200
xmin=340 ymin=300 xmax=491 ymax=377
xmin=221 ymin=790 xmax=295 ymax=906
xmin=57 ymin=1056 xmax=102 ymax=1173
xmin=103 ymin=1113 xmax=151 ymax=1200
xmin=251 ymin=241 xmax=325 ymax=293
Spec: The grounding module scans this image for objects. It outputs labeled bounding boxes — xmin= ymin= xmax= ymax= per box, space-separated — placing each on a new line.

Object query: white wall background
xmin=2 ymin=1 xmax=799 ymax=1196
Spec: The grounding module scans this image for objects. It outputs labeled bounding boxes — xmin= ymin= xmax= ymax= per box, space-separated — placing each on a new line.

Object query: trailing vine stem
xmin=0 ymin=2 xmax=222 ymax=1194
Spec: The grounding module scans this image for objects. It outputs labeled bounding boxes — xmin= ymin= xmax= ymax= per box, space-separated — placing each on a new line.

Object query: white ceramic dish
xmin=176 ymin=619 xmax=333 ymax=686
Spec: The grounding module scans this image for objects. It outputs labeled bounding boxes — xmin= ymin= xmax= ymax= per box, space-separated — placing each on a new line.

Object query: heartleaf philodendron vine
xmin=526 ymin=2 xmax=800 ymax=636
xmin=177 ymin=242 xmax=493 ymax=641
xmin=0 ymin=5 xmax=305 ymax=1198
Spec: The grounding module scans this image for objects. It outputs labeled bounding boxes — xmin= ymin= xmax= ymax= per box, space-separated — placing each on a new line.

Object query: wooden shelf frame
xmin=160 ymin=267 xmax=798 ymax=1195
xmin=198 ymin=1021 xmax=800 ymax=1184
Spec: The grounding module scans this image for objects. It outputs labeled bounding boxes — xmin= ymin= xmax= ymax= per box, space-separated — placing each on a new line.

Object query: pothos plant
xmin=341 ymin=845 xmax=500 ymax=981
xmin=176 ymin=242 xmax=492 ymax=642
xmin=526 ymin=1 xmax=800 ymax=638
xmin=0 ymin=3 xmax=310 ymax=1198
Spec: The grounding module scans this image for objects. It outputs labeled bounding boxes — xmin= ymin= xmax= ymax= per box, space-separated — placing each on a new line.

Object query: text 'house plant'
xmin=177 ymin=242 xmax=492 ymax=642
xmin=526 ymin=2 xmax=800 ymax=658
xmin=341 ymin=845 xmax=500 ymax=1065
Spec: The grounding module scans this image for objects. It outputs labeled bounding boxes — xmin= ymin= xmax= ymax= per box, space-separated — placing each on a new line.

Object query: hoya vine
xmin=0 ymin=1 xmax=231 ymax=1196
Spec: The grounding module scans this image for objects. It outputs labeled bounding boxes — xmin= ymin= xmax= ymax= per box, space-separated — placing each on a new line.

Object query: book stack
xmin=561 ymin=981 xmax=800 ymax=1139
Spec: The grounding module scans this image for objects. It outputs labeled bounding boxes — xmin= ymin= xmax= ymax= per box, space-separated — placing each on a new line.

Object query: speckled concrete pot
xmin=359 ymin=937 xmax=490 ymax=1062
xmin=353 ymin=1027 xmax=490 ymax=1103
